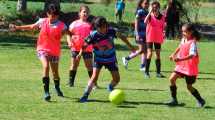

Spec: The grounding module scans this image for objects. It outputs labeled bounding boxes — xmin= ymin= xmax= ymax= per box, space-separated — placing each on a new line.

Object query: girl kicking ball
xmin=10 ymin=4 xmax=68 ymax=101
xmin=79 ymin=16 xmax=135 ymax=103
xmin=167 ymin=23 xmax=205 ymax=107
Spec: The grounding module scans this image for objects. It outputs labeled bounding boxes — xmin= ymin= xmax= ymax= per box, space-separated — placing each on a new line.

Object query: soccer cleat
xmin=166 ymin=99 xmax=178 ymax=106
xmin=68 ymin=82 xmax=74 ymax=87
xmin=139 ymin=67 xmax=145 ymax=71
xmin=156 ymin=73 xmax=165 ymax=78
xmin=44 ymin=92 xmax=51 ymax=101
xmin=55 ymin=87 xmax=64 ymax=97
xmin=144 ymin=72 xmax=150 ymax=78
xmin=122 ymin=57 xmax=128 ymax=69
xmin=107 ymin=84 xmax=114 ymax=92
xmin=197 ymin=99 xmax=206 ymax=108
xmin=79 ymin=94 xmax=89 ymax=103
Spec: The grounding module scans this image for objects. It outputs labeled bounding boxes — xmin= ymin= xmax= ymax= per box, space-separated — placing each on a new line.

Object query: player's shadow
xmin=123 ymin=101 xmax=186 ymax=108
xmin=184 ymin=106 xmax=215 ymax=109
xmin=119 ymin=87 xmax=166 ymax=92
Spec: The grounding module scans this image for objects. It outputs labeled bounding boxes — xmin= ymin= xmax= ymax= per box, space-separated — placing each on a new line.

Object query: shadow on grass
xmin=118 ymin=87 xmax=166 ymax=92
xmin=0 ymin=32 xmax=36 ymax=48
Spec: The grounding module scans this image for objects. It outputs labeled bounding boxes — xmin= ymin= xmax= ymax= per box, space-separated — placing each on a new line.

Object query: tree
xmin=17 ymin=0 xmax=27 ymax=12
xmin=44 ymin=0 xmax=61 ymax=11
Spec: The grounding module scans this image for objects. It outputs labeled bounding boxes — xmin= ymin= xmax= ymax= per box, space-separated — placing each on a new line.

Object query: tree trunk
xmin=44 ymin=0 xmax=61 ymax=11
xmin=17 ymin=0 xmax=27 ymax=12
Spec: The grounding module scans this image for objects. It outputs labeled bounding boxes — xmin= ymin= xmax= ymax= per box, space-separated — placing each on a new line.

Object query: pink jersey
xmin=69 ymin=20 xmax=92 ymax=52
xmin=146 ymin=14 xmax=165 ymax=44
xmin=37 ymin=18 xmax=65 ymax=56
xmin=175 ymin=40 xmax=199 ymax=76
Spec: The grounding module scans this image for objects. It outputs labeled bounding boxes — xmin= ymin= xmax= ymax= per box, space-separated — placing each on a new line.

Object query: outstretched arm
xmin=116 ymin=32 xmax=136 ymax=52
xmin=10 ymin=23 xmax=38 ymax=31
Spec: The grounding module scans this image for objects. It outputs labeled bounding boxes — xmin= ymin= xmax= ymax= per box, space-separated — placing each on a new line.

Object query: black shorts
xmin=93 ymin=62 xmax=119 ymax=71
xmin=174 ymin=71 xmax=196 ymax=84
xmin=71 ymin=51 xmax=93 ymax=59
xmin=147 ymin=42 xmax=161 ymax=50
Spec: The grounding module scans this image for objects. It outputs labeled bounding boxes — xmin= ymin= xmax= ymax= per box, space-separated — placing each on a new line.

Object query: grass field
xmin=1 ymin=31 xmax=215 ymax=120
xmin=1 ymin=1 xmax=215 ymax=120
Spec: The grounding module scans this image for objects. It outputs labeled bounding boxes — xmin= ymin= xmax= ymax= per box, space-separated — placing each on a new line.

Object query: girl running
xmin=79 ymin=16 xmax=135 ymax=103
xmin=10 ymin=4 xmax=67 ymax=101
xmin=122 ymin=0 xmax=149 ymax=71
xmin=167 ymin=23 xmax=205 ymax=107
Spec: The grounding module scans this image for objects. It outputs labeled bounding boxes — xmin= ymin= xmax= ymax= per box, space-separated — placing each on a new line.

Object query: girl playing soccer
xmin=167 ymin=23 xmax=205 ymax=107
xmin=67 ymin=5 xmax=99 ymax=88
xmin=122 ymin=0 xmax=149 ymax=71
xmin=10 ymin=4 xmax=68 ymax=101
xmin=144 ymin=1 xmax=165 ymax=78
xmin=79 ymin=16 xmax=135 ymax=103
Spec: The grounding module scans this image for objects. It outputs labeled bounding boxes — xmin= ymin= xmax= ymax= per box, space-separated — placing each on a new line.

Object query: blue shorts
xmin=71 ymin=51 xmax=93 ymax=59
xmin=93 ymin=62 xmax=119 ymax=71
xmin=37 ymin=50 xmax=59 ymax=63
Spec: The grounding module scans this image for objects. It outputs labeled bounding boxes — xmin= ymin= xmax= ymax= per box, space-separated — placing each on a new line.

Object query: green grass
xmin=1 ymin=31 xmax=215 ymax=120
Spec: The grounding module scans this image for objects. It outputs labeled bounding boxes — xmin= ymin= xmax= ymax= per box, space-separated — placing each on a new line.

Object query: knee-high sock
xmin=155 ymin=59 xmax=161 ymax=74
xmin=191 ymin=88 xmax=204 ymax=102
xmin=54 ymin=78 xmax=60 ymax=90
xmin=69 ymin=70 xmax=77 ymax=85
xmin=42 ymin=77 xmax=50 ymax=93
xmin=170 ymin=85 xmax=177 ymax=100
xmin=145 ymin=59 xmax=151 ymax=73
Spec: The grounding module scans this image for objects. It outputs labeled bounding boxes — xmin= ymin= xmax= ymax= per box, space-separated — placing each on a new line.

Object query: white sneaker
xmin=122 ymin=57 xmax=128 ymax=69
xmin=139 ymin=67 xmax=145 ymax=71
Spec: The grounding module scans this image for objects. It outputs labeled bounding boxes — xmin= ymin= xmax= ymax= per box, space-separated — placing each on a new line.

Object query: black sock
xmin=191 ymin=88 xmax=204 ymax=102
xmin=69 ymin=70 xmax=77 ymax=85
xmin=170 ymin=85 xmax=177 ymax=100
xmin=145 ymin=59 xmax=151 ymax=73
xmin=88 ymin=71 xmax=93 ymax=78
xmin=42 ymin=77 xmax=50 ymax=93
xmin=54 ymin=78 xmax=60 ymax=89
xmin=125 ymin=56 xmax=131 ymax=61
xmin=155 ymin=59 xmax=161 ymax=74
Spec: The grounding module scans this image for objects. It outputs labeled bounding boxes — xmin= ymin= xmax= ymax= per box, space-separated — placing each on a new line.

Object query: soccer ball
xmin=109 ymin=89 xmax=125 ymax=105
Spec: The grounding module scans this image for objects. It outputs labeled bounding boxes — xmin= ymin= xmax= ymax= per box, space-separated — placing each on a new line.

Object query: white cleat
xmin=122 ymin=57 xmax=128 ymax=69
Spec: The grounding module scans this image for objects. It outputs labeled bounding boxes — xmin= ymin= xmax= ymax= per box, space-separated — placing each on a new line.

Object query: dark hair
xmin=79 ymin=5 xmax=90 ymax=13
xmin=93 ymin=16 xmax=108 ymax=29
xmin=183 ymin=23 xmax=201 ymax=41
xmin=46 ymin=4 xmax=60 ymax=16
xmin=151 ymin=1 xmax=160 ymax=9
xmin=136 ymin=0 xmax=149 ymax=14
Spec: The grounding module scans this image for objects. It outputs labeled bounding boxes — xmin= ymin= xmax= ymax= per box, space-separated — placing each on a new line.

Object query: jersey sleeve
xmin=136 ymin=10 xmax=141 ymax=19
xmin=189 ymin=42 xmax=197 ymax=56
xmin=85 ymin=32 xmax=95 ymax=44
xmin=34 ymin=18 xmax=46 ymax=28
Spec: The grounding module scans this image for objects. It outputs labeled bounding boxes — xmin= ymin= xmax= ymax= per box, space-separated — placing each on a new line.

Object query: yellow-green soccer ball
xmin=109 ymin=89 xmax=125 ymax=105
